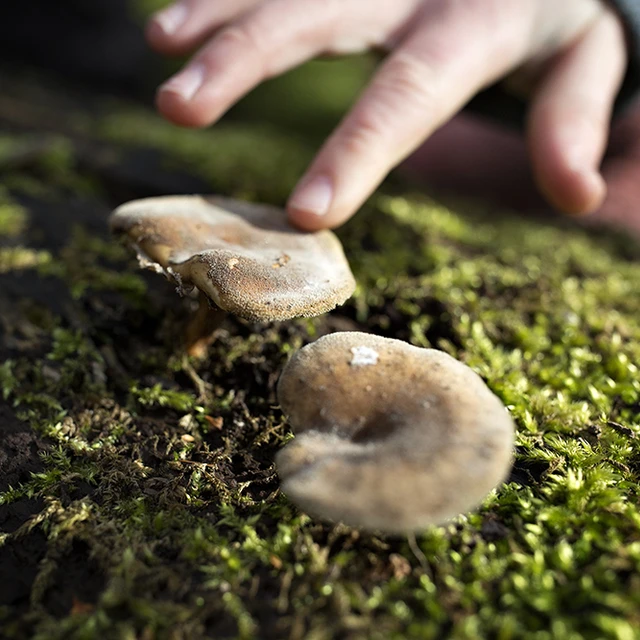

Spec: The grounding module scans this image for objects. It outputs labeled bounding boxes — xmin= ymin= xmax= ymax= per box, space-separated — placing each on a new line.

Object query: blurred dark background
xmin=0 ymin=0 xmax=373 ymax=142
xmin=0 ymin=0 xmax=161 ymax=97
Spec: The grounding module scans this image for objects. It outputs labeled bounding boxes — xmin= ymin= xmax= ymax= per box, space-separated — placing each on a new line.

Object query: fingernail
xmin=159 ymin=63 xmax=205 ymax=101
xmin=288 ymin=175 xmax=333 ymax=217
xmin=153 ymin=2 xmax=188 ymax=36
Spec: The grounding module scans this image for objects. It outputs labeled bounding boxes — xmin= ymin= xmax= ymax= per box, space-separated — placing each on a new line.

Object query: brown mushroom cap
xmin=276 ymin=332 xmax=514 ymax=533
xmin=109 ymin=195 xmax=355 ymax=321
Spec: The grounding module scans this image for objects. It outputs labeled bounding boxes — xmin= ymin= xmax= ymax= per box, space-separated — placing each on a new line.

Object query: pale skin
xmin=146 ymin=0 xmax=628 ymax=231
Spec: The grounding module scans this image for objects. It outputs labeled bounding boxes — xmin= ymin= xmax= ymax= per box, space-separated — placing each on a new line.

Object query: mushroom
xmin=110 ymin=196 xmax=356 ymax=356
xmin=276 ymin=332 xmax=514 ymax=533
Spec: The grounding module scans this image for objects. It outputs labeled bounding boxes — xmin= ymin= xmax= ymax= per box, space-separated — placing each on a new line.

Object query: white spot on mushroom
xmin=272 ymin=254 xmax=291 ymax=269
xmin=349 ymin=346 xmax=379 ymax=367
xmin=228 ymin=257 xmax=240 ymax=269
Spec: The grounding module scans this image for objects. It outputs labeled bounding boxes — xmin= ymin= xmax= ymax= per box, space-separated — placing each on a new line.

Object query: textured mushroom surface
xmin=110 ymin=196 xmax=355 ymax=321
xmin=276 ymin=332 xmax=515 ymax=533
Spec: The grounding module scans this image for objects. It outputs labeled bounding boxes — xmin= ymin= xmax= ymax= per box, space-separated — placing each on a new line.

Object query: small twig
xmin=606 ymin=420 xmax=636 ymax=438
xmin=181 ymin=355 xmax=213 ymax=402
xmin=407 ymin=532 xmax=431 ymax=578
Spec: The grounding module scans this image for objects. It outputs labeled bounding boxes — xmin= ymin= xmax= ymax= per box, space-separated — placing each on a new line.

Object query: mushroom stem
xmin=185 ymin=293 xmax=226 ymax=358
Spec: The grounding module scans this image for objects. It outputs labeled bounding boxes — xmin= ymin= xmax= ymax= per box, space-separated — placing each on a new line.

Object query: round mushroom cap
xmin=276 ymin=332 xmax=515 ymax=533
xmin=110 ymin=196 xmax=355 ymax=322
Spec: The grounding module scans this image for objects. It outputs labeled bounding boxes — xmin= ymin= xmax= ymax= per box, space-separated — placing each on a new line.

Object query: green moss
xmin=0 ymin=247 xmax=53 ymax=273
xmin=0 ymin=360 xmax=17 ymax=400
xmin=0 ymin=136 xmax=100 ymax=199
xmin=130 ymin=383 xmax=201 ymax=413
xmin=38 ymin=227 xmax=148 ymax=305
xmin=100 ymin=109 xmax=314 ymax=203
xmin=0 ymin=188 xmax=28 ymax=237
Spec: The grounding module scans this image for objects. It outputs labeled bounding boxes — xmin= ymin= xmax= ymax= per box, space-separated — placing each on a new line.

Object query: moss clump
xmin=100 ymin=109 xmax=314 ymax=203
xmin=39 ymin=227 xmax=148 ymax=304
xmin=0 ymin=247 xmax=53 ymax=273
xmin=0 ymin=189 xmax=28 ymax=238
xmin=0 ymin=136 xmax=100 ymax=199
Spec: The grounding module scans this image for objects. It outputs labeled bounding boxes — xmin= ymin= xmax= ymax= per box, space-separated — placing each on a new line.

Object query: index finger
xmin=287 ymin=0 xmax=534 ymax=229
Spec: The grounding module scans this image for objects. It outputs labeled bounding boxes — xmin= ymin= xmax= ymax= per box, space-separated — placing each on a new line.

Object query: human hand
xmin=402 ymin=102 xmax=640 ymax=240
xmin=147 ymin=0 xmax=628 ymax=230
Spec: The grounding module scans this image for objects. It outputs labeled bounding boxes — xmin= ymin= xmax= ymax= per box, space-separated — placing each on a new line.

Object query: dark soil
xmin=0 ymin=530 xmax=48 ymax=609
xmin=43 ymin=540 xmax=106 ymax=618
xmin=0 ymin=405 xmax=49 ymax=495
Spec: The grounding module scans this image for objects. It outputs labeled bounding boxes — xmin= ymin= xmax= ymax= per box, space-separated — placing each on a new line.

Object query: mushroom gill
xmin=276 ymin=332 xmax=515 ymax=533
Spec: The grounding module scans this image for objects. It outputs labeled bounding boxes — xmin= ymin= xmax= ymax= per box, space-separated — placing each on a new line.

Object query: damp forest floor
xmin=1 ymin=61 xmax=640 ymax=640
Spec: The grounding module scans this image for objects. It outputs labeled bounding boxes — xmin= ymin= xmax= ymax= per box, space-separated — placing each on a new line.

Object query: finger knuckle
xmin=380 ymin=53 xmax=438 ymax=114
xmin=207 ymin=22 xmax=269 ymax=76
xmin=216 ymin=24 xmax=263 ymax=56
xmin=337 ymin=55 xmax=438 ymax=156
xmin=340 ymin=116 xmax=388 ymax=157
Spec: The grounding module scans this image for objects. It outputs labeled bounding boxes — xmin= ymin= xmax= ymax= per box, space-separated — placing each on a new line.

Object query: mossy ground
xmin=1 ymin=26 xmax=640 ymax=640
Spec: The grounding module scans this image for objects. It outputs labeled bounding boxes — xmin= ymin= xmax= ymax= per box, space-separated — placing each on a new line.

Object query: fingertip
xmin=155 ymin=62 xmax=222 ymax=128
xmin=564 ymin=169 xmax=607 ymax=215
xmin=528 ymin=105 xmax=609 ymax=217
xmin=288 ymin=175 xmax=332 ymax=214
xmin=155 ymin=89 xmax=212 ymax=129
xmin=537 ymin=164 xmax=607 ymax=216
xmin=287 ymin=174 xmax=350 ymax=230
xmin=287 ymin=206 xmax=337 ymax=231
xmin=146 ymin=3 xmax=189 ymax=54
